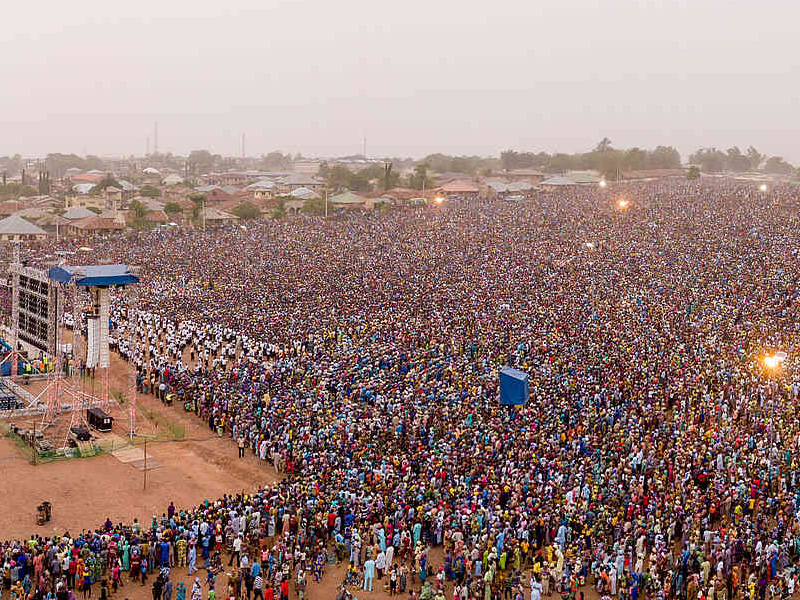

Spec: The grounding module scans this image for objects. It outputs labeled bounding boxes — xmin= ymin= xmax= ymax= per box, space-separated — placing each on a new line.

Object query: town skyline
xmin=2 ymin=0 xmax=798 ymax=162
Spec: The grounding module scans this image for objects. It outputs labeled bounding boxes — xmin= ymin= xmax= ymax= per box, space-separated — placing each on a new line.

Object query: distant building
xmin=193 ymin=185 xmax=234 ymax=203
xmin=246 ymin=179 xmax=276 ymax=199
xmin=620 ymin=169 xmax=685 ymax=181
xmin=63 ymin=207 xmax=98 ymax=220
xmin=330 ymin=191 xmax=372 ymax=210
xmin=202 ymin=207 xmax=239 ymax=229
xmin=290 ymin=187 xmax=321 ymax=200
xmin=487 ymin=180 xmax=536 ymax=200
xmin=383 ymin=188 xmax=419 ymax=202
xmin=292 ymin=160 xmax=324 ymax=175
xmin=72 ymin=183 xmax=96 ymax=194
xmin=0 ymin=201 xmax=21 ymax=218
xmin=162 ymin=173 xmax=185 ymax=186
xmin=70 ymin=173 xmax=104 ymax=184
xmin=204 ymin=171 xmax=251 ymax=186
xmin=540 ymin=175 xmax=585 ymax=187
xmin=276 ymin=174 xmax=325 ymax=194
xmin=437 ymin=181 xmax=481 ymax=201
xmin=0 ymin=215 xmax=49 ymax=242
xmin=66 ymin=216 xmax=125 ymax=237
xmin=65 ymin=195 xmax=106 ymax=211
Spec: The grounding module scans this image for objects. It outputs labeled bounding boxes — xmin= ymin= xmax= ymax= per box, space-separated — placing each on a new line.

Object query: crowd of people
xmin=3 ymin=179 xmax=800 ymax=600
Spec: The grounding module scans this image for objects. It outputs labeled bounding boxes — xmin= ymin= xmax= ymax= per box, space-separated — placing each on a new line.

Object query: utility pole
xmin=202 ymin=197 xmax=206 ymax=233
xmin=143 ymin=439 xmax=147 ymax=490
xmin=325 ymin=189 xmax=328 ymax=218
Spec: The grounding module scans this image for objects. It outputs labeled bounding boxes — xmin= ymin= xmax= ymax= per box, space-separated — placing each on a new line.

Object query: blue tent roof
xmin=49 ymin=265 xmax=139 ymax=287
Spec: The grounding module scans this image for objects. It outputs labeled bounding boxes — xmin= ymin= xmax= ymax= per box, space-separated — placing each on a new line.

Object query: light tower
xmin=1 ymin=263 xmax=139 ymax=454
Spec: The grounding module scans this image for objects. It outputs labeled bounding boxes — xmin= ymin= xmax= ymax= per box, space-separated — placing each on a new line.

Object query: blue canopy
xmin=49 ymin=265 xmax=139 ymax=287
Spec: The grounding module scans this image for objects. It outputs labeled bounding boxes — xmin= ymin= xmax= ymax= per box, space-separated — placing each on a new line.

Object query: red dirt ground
xmin=0 ymin=353 xmax=277 ymax=540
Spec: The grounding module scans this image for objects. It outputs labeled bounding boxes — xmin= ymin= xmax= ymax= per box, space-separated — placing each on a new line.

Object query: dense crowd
xmin=4 ymin=179 xmax=800 ymax=600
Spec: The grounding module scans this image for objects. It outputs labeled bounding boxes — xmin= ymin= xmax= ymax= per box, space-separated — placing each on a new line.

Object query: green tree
xmin=188 ymin=150 xmax=217 ymax=174
xmin=260 ymin=151 xmax=292 ymax=170
xmin=688 ymin=148 xmax=726 ymax=172
xmin=725 ymin=147 xmax=750 ymax=172
xmin=233 ymin=201 xmax=260 ymax=220
xmin=302 ymin=198 xmax=326 ymax=216
xmin=188 ymin=193 xmax=205 ymax=226
xmin=747 ymin=146 xmax=763 ymax=171
xmin=764 ymin=156 xmax=795 ymax=175
xmin=649 ymin=146 xmax=681 ymax=169
xmin=96 ymin=174 xmax=122 ymax=190
xmin=409 ymin=163 xmax=433 ymax=190
xmin=595 ymin=137 xmax=613 ymax=152
xmin=164 ymin=202 xmax=182 ymax=220
xmin=129 ymin=199 xmax=151 ymax=230
xmin=687 ymin=166 xmax=701 ymax=180
xmin=139 ymin=185 xmax=161 ymax=198
xmin=0 ymin=183 xmax=37 ymax=199
xmin=272 ymin=200 xmax=287 ymax=220
xmin=624 ymin=148 xmax=648 ymax=171
xmin=383 ymin=161 xmax=395 ymax=191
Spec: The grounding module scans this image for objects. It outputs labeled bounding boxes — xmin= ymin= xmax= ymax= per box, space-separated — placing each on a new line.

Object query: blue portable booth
xmin=499 ymin=366 xmax=529 ymax=406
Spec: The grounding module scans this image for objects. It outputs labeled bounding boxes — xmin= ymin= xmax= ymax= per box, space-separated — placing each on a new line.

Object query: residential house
xmin=202 ymin=207 xmax=239 ymax=229
xmin=276 ymin=174 xmax=325 ymax=194
xmin=162 ymin=173 xmax=185 ymax=186
xmin=330 ymin=191 xmax=372 ymax=210
xmin=34 ymin=213 xmax=71 ymax=236
xmin=437 ymin=181 xmax=481 ymax=201
xmin=246 ymin=179 xmax=277 ymax=199
xmin=0 ymin=215 xmax=49 ymax=242
xmin=0 ymin=201 xmax=22 ymax=218
xmin=193 ymin=185 xmax=233 ymax=203
xmin=66 ymin=216 xmax=125 ymax=237
xmin=63 ymin=207 xmax=98 ymax=220
xmin=383 ymin=188 xmax=419 ymax=202
xmin=72 ymin=183 xmax=96 ymax=194
xmin=69 ymin=173 xmax=104 ymax=184
xmin=65 ymin=195 xmax=106 ymax=211
xmin=540 ymin=175 xmax=583 ymax=187
xmin=289 ymin=187 xmax=321 ymax=200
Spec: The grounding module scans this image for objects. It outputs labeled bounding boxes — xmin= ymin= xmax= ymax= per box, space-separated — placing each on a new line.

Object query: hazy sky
xmin=2 ymin=0 xmax=798 ymax=161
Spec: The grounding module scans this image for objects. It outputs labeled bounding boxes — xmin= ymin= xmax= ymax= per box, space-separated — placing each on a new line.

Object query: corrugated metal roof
xmin=63 ymin=207 xmax=96 ymax=220
xmin=0 ymin=215 xmax=48 ymax=235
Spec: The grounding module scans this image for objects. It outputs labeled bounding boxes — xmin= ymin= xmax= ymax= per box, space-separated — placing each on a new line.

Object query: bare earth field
xmin=0 ymin=353 xmax=277 ymax=540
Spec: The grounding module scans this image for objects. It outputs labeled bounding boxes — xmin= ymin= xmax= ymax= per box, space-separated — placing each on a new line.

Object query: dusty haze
xmin=1 ymin=0 xmax=798 ymax=160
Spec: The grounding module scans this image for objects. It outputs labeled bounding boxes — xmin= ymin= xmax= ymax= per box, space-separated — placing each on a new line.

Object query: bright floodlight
xmin=763 ymin=352 xmax=786 ymax=371
xmin=760 ymin=184 xmax=768 ymax=192
xmin=434 ymin=196 xmax=444 ymax=204
xmin=599 ymin=180 xmax=607 ymax=188
xmin=618 ymin=199 xmax=629 ymax=209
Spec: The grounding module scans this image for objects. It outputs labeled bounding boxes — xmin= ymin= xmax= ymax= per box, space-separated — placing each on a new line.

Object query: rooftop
xmin=0 ymin=215 xmax=48 ymax=236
